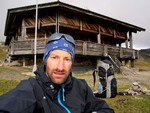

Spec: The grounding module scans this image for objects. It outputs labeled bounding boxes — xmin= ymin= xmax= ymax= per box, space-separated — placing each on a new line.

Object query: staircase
xmin=108 ymin=55 xmax=121 ymax=70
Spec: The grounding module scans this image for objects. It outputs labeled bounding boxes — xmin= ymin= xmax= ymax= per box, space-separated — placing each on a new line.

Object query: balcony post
xmin=132 ymin=50 xmax=135 ymax=59
xmin=119 ymin=47 xmax=123 ymax=58
xmin=97 ymin=34 xmax=101 ymax=44
xmin=103 ymin=45 xmax=108 ymax=56
xmin=97 ymin=25 xmax=101 ymax=44
xmin=83 ymin=42 xmax=87 ymax=55
xmin=10 ymin=41 xmax=14 ymax=55
xmin=125 ymin=60 xmax=129 ymax=66
xmin=23 ymin=57 xmax=26 ymax=67
xmin=21 ymin=19 xmax=26 ymax=40
xmin=130 ymin=60 xmax=134 ymax=67
xmin=129 ymin=31 xmax=133 ymax=49
xmin=56 ymin=12 xmax=59 ymax=33
xmin=125 ymin=37 xmax=128 ymax=48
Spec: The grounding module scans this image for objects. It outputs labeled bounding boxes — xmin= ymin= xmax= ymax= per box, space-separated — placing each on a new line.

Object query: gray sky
xmin=0 ymin=0 xmax=150 ymax=50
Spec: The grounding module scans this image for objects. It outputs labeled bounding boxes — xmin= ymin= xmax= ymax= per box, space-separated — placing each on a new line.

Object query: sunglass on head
xmin=47 ymin=33 xmax=75 ymax=46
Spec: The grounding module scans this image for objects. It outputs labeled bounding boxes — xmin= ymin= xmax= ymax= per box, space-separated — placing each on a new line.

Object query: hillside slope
xmin=138 ymin=48 xmax=150 ymax=63
xmin=0 ymin=43 xmax=7 ymax=61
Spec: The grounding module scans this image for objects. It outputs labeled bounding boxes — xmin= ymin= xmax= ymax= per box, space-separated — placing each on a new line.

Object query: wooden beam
xmin=83 ymin=42 xmax=87 ymax=55
xmin=103 ymin=45 xmax=108 ymax=56
xmin=38 ymin=18 xmax=41 ymax=29
xmin=130 ymin=60 xmax=134 ymax=67
xmin=23 ymin=57 xmax=26 ymax=67
xmin=56 ymin=13 xmax=59 ymax=32
xmin=21 ymin=19 xmax=26 ymax=39
xmin=79 ymin=19 xmax=82 ymax=31
xmin=97 ymin=25 xmax=101 ymax=44
xmin=129 ymin=31 xmax=133 ymax=49
xmin=119 ymin=47 xmax=123 ymax=58
xmin=125 ymin=37 xmax=128 ymax=48
xmin=113 ymin=29 xmax=116 ymax=38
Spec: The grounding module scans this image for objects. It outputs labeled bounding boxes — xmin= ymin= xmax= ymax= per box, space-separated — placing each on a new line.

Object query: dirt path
xmin=116 ymin=70 xmax=150 ymax=89
xmin=0 ymin=66 xmax=150 ymax=89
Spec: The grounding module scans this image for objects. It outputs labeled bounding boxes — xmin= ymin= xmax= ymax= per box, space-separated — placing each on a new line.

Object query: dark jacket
xmin=0 ymin=65 xmax=114 ymax=113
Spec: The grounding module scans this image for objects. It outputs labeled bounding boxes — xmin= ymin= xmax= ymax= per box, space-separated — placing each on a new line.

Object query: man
xmin=0 ymin=33 xmax=114 ymax=113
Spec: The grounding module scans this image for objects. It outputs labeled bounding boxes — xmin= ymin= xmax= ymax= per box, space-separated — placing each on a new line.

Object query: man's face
xmin=46 ymin=50 xmax=72 ymax=85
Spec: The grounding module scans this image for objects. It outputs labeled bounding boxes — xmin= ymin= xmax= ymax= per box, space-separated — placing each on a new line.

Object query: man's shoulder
xmin=72 ymin=76 xmax=85 ymax=81
xmin=9 ymin=78 xmax=35 ymax=93
xmin=72 ymin=76 xmax=87 ymax=86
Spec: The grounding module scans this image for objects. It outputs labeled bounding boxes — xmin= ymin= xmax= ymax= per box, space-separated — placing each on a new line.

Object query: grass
xmin=105 ymin=95 xmax=150 ymax=113
xmin=0 ymin=45 xmax=7 ymax=60
xmin=0 ymin=80 xmax=19 ymax=95
xmin=135 ymin=60 xmax=150 ymax=67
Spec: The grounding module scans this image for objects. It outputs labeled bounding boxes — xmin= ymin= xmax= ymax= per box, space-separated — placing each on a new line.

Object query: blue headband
xmin=43 ymin=38 xmax=75 ymax=65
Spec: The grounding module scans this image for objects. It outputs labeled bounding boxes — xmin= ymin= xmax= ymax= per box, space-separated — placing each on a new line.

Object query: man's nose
xmin=57 ymin=60 xmax=65 ymax=70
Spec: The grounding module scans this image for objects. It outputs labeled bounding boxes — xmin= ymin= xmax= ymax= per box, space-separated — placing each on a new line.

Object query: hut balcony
xmin=8 ymin=39 xmax=138 ymax=60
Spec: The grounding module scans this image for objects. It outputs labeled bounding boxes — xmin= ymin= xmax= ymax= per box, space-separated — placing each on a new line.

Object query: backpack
xmin=93 ymin=59 xmax=117 ymax=98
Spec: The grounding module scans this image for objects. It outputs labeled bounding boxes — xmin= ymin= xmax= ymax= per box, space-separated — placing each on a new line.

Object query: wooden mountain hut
xmin=4 ymin=1 xmax=145 ymax=72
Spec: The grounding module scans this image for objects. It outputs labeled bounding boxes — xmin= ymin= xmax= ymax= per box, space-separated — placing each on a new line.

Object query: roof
xmin=4 ymin=1 xmax=145 ymax=40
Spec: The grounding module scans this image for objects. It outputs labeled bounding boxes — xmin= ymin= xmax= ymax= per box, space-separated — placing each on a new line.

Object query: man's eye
xmin=51 ymin=56 xmax=57 ymax=59
xmin=65 ymin=58 xmax=71 ymax=62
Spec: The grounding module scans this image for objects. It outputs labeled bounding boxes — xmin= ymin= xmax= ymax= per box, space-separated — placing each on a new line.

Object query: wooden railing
xmin=8 ymin=39 xmax=138 ymax=59
xmin=9 ymin=39 xmax=47 ymax=55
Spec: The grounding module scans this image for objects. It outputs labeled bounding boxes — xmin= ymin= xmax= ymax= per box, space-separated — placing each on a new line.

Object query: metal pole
xmin=32 ymin=0 xmax=38 ymax=72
